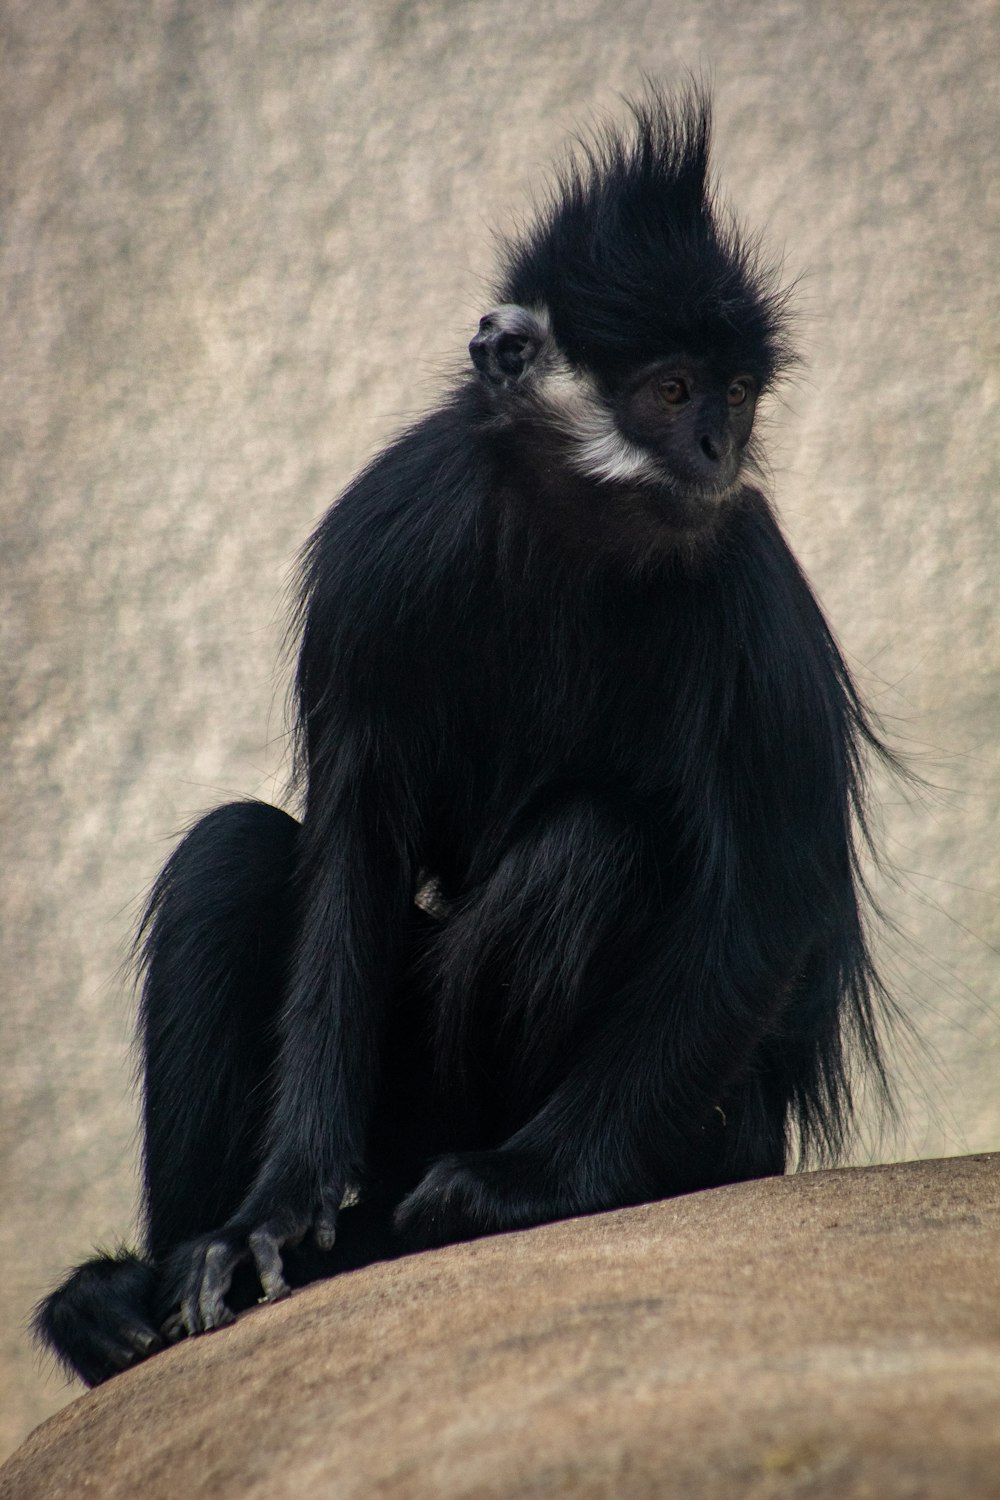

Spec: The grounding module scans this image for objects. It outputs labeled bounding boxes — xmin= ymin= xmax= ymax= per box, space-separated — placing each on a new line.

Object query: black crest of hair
xmin=35 ymin=84 xmax=900 ymax=1392
xmin=500 ymin=84 xmax=795 ymax=382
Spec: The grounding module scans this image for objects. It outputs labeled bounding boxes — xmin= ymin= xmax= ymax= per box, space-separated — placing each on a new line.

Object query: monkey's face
xmin=612 ymin=359 xmax=759 ymax=501
xmin=471 ymin=304 xmax=767 ymax=540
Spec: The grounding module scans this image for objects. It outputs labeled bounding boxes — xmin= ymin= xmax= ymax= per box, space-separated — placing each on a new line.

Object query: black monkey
xmin=36 ymin=87 xmax=894 ymax=1387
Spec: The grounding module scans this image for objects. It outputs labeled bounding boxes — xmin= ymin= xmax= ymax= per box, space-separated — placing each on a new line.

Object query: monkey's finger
xmin=248 ymin=1227 xmax=291 ymax=1303
xmin=75 ymin=1319 xmax=162 ymax=1383
xmin=313 ymin=1197 xmax=339 ymax=1251
xmin=121 ymin=1323 xmax=163 ymax=1359
xmin=179 ymin=1293 xmax=199 ymax=1336
xmin=183 ymin=1239 xmax=242 ymax=1335
xmin=159 ymin=1310 xmax=186 ymax=1344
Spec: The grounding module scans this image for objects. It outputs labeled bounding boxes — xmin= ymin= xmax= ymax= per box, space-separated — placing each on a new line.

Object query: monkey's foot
xmin=34 ymin=1252 xmax=165 ymax=1386
xmin=394 ymin=1147 xmax=565 ymax=1249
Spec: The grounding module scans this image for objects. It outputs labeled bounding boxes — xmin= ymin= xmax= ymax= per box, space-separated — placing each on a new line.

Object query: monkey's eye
xmin=727 ymin=379 xmax=751 ymax=407
xmin=660 ymin=377 xmax=690 ymax=405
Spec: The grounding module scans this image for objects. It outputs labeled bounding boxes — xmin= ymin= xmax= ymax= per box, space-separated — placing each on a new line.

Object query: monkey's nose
xmin=700 ymin=433 xmax=722 ymax=463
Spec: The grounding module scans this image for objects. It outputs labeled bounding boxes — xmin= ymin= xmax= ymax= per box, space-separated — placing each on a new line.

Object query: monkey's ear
xmin=469 ymin=304 xmax=550 ymax=385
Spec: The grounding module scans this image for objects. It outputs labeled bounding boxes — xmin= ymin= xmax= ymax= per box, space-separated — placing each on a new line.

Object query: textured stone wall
xmin=2 ymin=0 xmax=997 ymax=1461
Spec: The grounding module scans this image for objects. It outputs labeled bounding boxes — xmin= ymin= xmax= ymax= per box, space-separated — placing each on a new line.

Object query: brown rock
xmin=4 ymin=1153 xmax=998 ymax=1499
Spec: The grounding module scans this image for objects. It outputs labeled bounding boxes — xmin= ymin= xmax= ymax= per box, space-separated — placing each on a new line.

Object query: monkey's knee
xmin=145 ymin=800 xmax=300 ymax=922
xmin=136 ymin=800 xmax=300 ymax=999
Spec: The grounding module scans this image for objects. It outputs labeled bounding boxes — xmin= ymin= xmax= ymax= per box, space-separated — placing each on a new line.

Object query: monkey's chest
xmin=429 ymin=627 xmax=721 ymax=883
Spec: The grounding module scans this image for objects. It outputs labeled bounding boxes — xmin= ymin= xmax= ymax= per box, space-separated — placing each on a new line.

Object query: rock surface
xmin=4 ymin=1154 xmax=998 ymax=1499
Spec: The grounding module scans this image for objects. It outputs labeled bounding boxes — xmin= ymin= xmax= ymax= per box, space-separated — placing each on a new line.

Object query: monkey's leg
xmin=172 ymin=747 xmax=420 ymax=1337
xmin=395 ymin=793 xmax=794 ymax=1248
xmin=96 ymin=798 xmax=432 ymax=1363
xmin=34 ymin=801 xmax=300 ymax=1384
xmin=140 ymin=801 xmax=300 ymax=1255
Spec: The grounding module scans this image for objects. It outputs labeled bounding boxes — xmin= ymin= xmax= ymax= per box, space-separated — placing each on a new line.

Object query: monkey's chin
xmin=646 ymin=475 xmax=743 ymax=535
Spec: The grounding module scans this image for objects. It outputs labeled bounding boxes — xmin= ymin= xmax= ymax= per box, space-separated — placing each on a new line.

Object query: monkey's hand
xmin=168 ymin=1176 xmax=344 ymax=1336
xmin=393 ymin=1147 xmax=573 ymax=1250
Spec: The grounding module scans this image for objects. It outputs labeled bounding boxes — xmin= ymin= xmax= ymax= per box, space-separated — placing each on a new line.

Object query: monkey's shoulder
xmin=320 ymin=393 xmax=487 ymax=544
xmin=295 ymin=393 xmax=497 ymax=672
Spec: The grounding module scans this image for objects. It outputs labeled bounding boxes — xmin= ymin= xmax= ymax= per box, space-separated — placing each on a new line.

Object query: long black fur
xmin=35 ymin=86 xmax=895 ymax=1387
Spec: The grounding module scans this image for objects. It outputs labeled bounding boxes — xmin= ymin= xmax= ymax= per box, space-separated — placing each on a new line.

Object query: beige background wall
xmin=2 ymin=0 xmax=997 ymax=1462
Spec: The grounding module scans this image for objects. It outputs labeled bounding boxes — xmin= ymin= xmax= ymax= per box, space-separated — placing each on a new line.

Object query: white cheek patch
xmin=532 ymin=340 xmax=664 ymax=488
xmin=572 ymin=415 xmax=664 ymax=486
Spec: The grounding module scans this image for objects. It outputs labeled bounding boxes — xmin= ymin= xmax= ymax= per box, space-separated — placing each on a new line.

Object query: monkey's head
xmin=470 ymin=86 xmax=794 ymax=533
